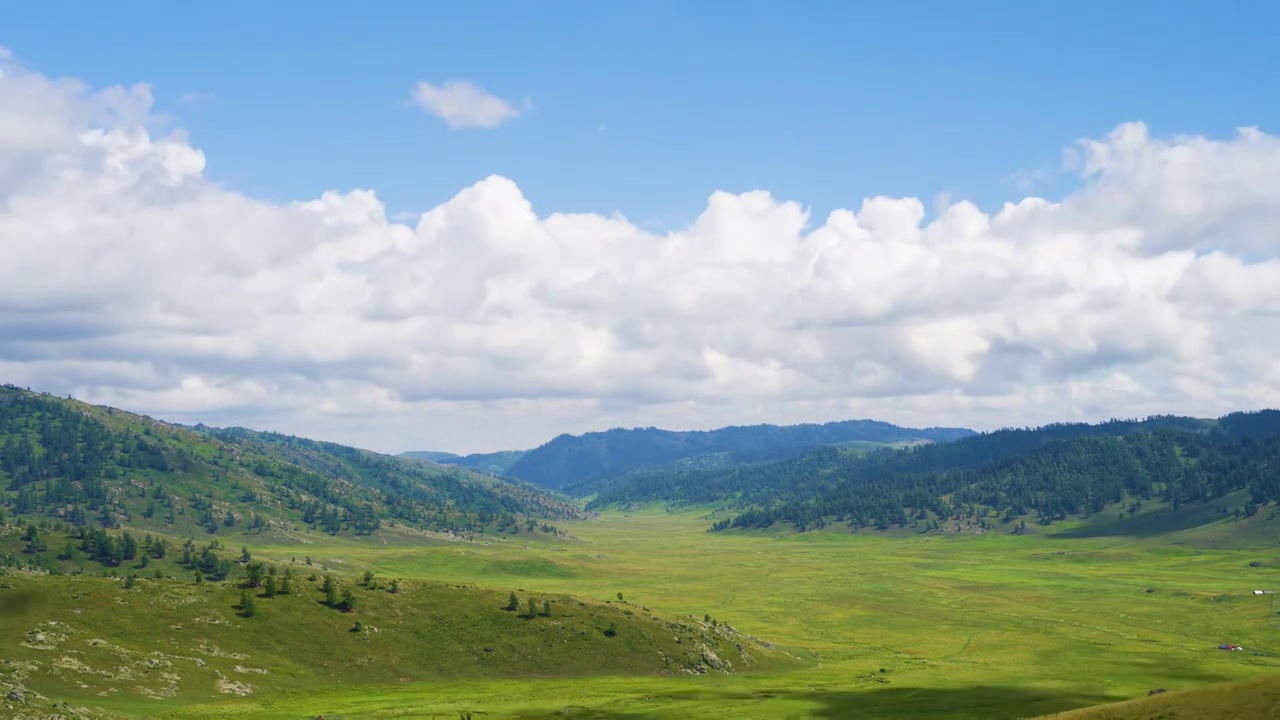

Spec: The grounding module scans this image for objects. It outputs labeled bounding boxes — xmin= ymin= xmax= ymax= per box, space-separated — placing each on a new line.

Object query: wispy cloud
xmin=176 ymin=91 xmax=215 ymax=106
xmin=411 ymin=80 xmax=522 ymax=129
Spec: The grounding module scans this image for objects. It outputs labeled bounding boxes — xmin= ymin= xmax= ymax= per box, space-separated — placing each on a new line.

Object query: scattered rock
xmin=215 ymin=671 xmax=254 ymax=696
xmin=1148 ymin=688 xmax=1166 ymax=696
xmin=699 ymin=645 xmax=728 ymax=672
xmin=7 ymin=687 xmax=25 ymax=703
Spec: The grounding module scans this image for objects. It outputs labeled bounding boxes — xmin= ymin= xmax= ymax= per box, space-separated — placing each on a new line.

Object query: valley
xmin=2 ymin=388 xmax=1278 ymax=719
xmin=5 ymin=509 xmax=1279 ymax=719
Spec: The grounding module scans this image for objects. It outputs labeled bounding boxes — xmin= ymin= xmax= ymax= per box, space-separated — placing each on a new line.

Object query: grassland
xmin=1045 ymin=674 xmax=1280 ymax=719
xmin=3 ymin=507 xmax=1278 ymax=719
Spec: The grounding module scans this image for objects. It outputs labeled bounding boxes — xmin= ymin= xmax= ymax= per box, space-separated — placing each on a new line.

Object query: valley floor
xmin=6 ymin=509 xmax=1280 ymax=719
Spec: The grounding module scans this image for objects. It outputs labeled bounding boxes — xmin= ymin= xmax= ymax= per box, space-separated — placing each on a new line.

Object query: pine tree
xmin=542 ymin=599 xmax=551 ymax=617
xmin=340 ymin=587 xmax=356 ymax=612
xmin=240 ymin=590 xmax=256 ymax=617
xmin=526 ymin=597 xmax=537 ymax=618
xmin=324 ymin=575 xmax=339 ymax=607
xmin=505 ymin=592 xmax=519 ymax=611
xmin=245 ymin=562 xmax=264 ymax=588
xmin=121 ymin=532 xmax=138 ymax=560
xmin=389 ymin=578 xmax=400 ymax=594
xmin=264 ymin=575 xmax=277 ymax=597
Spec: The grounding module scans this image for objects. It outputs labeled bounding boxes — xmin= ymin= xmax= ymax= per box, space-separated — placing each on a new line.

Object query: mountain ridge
xmin=0 ymin=385 xmax=579 ymax=540
xmin=584 ymin=411 xmax=1280 ymax=537
xmin=410 ymin=419 xmax=976 ymax=492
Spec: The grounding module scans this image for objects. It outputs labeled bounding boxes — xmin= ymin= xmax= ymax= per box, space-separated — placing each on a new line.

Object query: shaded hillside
xmin=585 ymin=412 xmax=1280 ymax=534
xmin=0 ymin=386 xmax=579 ymax=539
xmin=503 ymin=420 xmax=975 ymax=492
xmin=400 ymin=449 xmax=527 ymax=475
xmin=1039 ymin=674 xmax=1280 ymax=719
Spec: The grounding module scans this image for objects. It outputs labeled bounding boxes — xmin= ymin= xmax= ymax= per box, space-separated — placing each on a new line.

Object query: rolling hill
xmin=450 ymin=419 xmax=976 ymax=492
xmin=585 ymin=412 xmax=1280 ymax=536
xmin=0 ymin=385 xmax=579 ymax=540
xmin=0 ymin=524 xmax=793 ymax=718
xmin=399 ymin=449 xmax=528 ymax=476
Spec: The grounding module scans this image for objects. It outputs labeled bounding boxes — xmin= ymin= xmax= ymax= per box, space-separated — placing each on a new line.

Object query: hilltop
xmin=399 ymin=449 xmax=528 ymax=476
xmin=586 ymin=412 xmax=1280 ymax=538
xmin=421 ymin=419 xmax=974 ymax=492
xmin=0 ymin=386 xmax=579 ymax=541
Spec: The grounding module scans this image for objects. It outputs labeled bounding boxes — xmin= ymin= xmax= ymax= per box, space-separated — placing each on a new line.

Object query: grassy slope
xmin=112 ymin=507 xmax=1279 ymax=719
xmin=0 ymin=526 xmax=792 ymax=719
xmin=1042 ymin=674 xmax=1280 ymax=719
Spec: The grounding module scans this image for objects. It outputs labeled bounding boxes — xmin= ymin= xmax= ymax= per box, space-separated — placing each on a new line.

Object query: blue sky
xmin=5 ymin=0 xmax=1277 ymax=229
xmin=5 ymin=2 xmax=1280 ymax=452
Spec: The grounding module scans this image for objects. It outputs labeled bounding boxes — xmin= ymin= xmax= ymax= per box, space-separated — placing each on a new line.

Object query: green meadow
xmin=93 ymin=508 xmax=1275 ymax=719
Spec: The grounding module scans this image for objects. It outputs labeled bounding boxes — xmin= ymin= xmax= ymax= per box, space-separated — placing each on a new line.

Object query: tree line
xmin=592 ymin=411 xmax=1280 ymax=532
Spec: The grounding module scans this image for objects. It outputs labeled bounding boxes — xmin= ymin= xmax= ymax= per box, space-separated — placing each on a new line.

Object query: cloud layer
xmin=411 ymin=80 xmax=522 ymax=129
xmin=3 ymin=54 xmax=1280 ymax=453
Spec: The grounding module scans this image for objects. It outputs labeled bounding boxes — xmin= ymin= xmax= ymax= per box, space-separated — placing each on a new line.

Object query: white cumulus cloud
xmin=3 ymin=51 xmax=1280 ymax=454
xmin=411 ymin=80 xmax=522 ymax=129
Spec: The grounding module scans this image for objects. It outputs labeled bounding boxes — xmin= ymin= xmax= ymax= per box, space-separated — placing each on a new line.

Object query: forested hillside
xmin=399 ymin=449 xmax=528 ymax=476
xmin=497 ymin=420 xmax=974 ymax=491
xmin=587 ymin=412 xmax=1280 ymax=533
xmin=0 ymin=386 xmax=579 ymax=539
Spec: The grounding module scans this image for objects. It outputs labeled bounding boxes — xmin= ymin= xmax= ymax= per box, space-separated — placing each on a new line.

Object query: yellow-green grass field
xmin=3 ymin=508 xmax=1278 ymax=719
xmin=134 ymin=508 xmax=1279 ymax=719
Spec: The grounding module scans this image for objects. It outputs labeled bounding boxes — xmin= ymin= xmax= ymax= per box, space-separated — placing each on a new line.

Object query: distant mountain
xmin=399 ymin=449 xmax=528 ymax=476
xmin=495 ymin=420 xmax=975 ymax=492
xmin=585 ymin=412 xmax=1280 ymax=535
xmin=0 ymin=385 xmax=578 ymax=539
xmin=400 ymin=450 xmax=462 ymax=463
